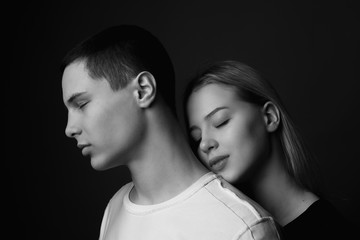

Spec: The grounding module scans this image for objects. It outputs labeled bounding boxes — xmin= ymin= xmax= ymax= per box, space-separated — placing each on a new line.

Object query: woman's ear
xmin=262 ymin=101 xmax=280 ymax=132
xmin=132 ymin=71 xmax=157 ymax=108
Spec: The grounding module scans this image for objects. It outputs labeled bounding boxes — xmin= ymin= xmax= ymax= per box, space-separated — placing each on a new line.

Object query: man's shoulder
xmin=107 ymin=182 xmax=133 ymax=207
xmin=203 ymin=177 xmax=266 ymax=223
xmin=194 ymin=176 xmax=281 ymax=239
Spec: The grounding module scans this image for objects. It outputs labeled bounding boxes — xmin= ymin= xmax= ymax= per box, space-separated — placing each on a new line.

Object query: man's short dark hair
xmin=61 ymin=25 xmax=176 ymax=113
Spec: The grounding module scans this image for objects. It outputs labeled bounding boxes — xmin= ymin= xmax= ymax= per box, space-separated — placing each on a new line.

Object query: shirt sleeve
xmin=237 ymin=217 xmax=282 ymax=240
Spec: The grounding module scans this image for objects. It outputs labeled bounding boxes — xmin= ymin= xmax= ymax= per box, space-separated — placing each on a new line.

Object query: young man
xmin=61 ymin=25 xmax=281 ymax=240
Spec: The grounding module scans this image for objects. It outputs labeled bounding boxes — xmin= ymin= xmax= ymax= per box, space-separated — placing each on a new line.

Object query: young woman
xmin=184 ymin=60 xmax=351 ymax=239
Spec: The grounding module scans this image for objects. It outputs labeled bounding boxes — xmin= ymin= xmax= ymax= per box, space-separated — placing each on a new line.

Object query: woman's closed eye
xmin=215 ymin=118 xmax=230 ymax=128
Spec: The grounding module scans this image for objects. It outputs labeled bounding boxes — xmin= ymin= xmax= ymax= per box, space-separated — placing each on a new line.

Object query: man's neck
xmin=127 ymin=108 xmax=208 ymax=205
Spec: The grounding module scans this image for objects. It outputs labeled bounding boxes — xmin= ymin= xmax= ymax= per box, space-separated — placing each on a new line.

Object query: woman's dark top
xmin=282 ymin=199 xmax=352 ymax=239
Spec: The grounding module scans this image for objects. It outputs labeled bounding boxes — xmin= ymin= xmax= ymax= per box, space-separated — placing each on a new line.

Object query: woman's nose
xmin=199 ymin=137 xmax=219 ymax=154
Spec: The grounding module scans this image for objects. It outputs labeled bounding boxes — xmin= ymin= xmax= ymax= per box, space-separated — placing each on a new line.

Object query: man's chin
xmin=90 ymin=157 xmax=109 ymax=171
xmin=90 ymin=156 xmax=122 ymax=171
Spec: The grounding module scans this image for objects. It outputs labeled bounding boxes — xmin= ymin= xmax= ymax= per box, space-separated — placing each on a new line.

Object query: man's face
xmin=62 ymin=61 xmax=144 ymax=170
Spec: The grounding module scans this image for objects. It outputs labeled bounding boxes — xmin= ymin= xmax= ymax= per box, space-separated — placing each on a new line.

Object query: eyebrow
xmin=189 ymin=107 xmax=229 ymax=132
xmin=204 ymin=107 xmax=229 ymax=120
xmin=66 ymin=92 xmax=87 ymax=106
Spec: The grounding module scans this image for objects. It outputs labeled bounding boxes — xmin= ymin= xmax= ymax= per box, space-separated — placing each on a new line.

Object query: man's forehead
xmin=62 ymin=62 xmax=90 ymax=102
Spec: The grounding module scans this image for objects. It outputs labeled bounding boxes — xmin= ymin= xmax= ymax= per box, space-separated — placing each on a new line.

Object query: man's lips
xmin=77 ymin=143 xmax=90 ymax=149
xmin=77 ymin=143 xmax=91 ymax=156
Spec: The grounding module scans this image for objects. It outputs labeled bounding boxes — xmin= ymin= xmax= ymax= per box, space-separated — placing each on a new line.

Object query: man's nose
xmin=65 ymin=113 xmax=82 ymax=138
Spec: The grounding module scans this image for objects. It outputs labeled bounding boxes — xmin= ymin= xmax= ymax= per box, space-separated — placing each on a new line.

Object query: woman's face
xmin=186 ymin=83 xmax=271 ymax=183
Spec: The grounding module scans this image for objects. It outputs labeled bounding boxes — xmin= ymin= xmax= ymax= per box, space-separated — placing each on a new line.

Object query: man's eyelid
xmin=77 ymin=97 xmax=89 ymax=105
xmin=78 ymin=100 xmax=89 ymax=109
xmin=66 ymin=92 xmax=89 ymax=107
xmin=75 ymin=95 xmax=91 ymax=108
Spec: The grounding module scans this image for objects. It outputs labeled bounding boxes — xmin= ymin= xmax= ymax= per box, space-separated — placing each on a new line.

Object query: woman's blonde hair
xmin=183 ymin=60 xmax=320 ymax=194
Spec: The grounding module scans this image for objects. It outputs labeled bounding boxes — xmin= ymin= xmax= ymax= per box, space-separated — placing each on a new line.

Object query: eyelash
xmin=190 ymin=118 xmax=230 ymax=145
xmin=215 ymin=119 xmax=230 ymax=128
xmin=77 ymin=101 xmax=89 ymax=109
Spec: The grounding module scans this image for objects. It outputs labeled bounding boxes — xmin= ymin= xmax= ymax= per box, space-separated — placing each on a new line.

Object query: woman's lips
xmin=209 ymin=155 xmax=229 ymax=172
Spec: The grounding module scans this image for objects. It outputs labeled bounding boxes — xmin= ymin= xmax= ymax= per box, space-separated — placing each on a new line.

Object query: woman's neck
xmin=237 ymin=139 xmax=319 ymax=226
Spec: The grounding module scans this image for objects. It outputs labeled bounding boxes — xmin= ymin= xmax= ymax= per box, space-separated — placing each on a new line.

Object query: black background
xmin=10 ymin=0 xmax=358 ymax=239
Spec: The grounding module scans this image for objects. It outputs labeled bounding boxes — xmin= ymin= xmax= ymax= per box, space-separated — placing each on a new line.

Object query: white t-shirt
xmin=99 ymin=173 xmax=280 ymax=240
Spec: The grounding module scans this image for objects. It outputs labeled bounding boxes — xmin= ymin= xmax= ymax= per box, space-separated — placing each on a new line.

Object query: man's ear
xmin=132 ymin=71 xmax=157 ymax=108
xmin=262 ymin=101 xmax=280 ymax=132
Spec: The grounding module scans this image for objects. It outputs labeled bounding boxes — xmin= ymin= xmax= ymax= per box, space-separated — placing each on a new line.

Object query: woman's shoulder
xmin=282 ymin=199 xmax=352 ymax=239
xmin=300 ymin=199 xmax=341 ymax=217
xmin=288 ymin=198 xmax=350 ymax=226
